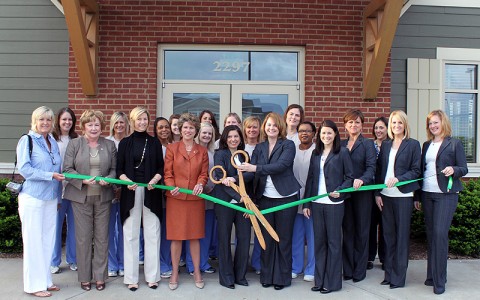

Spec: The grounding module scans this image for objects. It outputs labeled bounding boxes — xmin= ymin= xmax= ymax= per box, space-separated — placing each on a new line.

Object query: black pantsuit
xmin=380 ymin=195 xmax=413 ymax=287
xmin=422 ymin=192 xmax=458 ymax=293
xmin=420 ymin=137 xmax=468 ymax=294
xmin=214 ymin=203 xmax=251 ymax=287
xmin=212 ymin=148 xmax=251 ymax=288
xmin=341 ymin=135 xmax=376 ymax=281
xmin=311 ymin=202 xmax=344 ymax=291
xmin=259 ymin=195 xmax=298 ymax=286
xmin=375 ymin=137 xmax=421 ymax=288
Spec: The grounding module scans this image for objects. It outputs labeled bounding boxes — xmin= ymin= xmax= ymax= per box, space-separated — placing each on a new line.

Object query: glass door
xmin=161 ymin=83 xmax=230 ymax=126
xmin=231 ymin=84 xmax=300 ymax=121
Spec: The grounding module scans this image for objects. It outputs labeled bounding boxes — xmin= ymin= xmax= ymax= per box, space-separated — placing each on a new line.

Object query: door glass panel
xmin=173 ymin=93 xmax=220 ymax=124
xmin=242 ymin=93 xmax=288 ymax=121
xmin=445 ymin=92 xmax=476 ymax=163
xmin=251 ymin=52 xmax=298 ymax=81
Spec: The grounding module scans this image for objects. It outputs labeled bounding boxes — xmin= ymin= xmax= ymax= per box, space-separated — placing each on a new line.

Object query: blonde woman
xmin=117 ymin=107 xmax=164 ymax=291
xmin=17 ymin=106 xmax=64 ymax=297
xmin=375 ymin=110 xmax=421 ymax=289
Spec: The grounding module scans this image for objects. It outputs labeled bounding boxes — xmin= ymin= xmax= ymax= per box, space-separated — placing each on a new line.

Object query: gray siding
xmin=391 ymin=5 xmax=480 ymax=112
xmin=0 ymin=0 xmax=68 ymax=163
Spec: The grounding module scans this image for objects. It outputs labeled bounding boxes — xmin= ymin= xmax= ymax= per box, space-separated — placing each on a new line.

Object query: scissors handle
xmin=230 ymin=150 xmax=249 ymax=169
xmin=209 ymin=165 xmax=226 ymax=184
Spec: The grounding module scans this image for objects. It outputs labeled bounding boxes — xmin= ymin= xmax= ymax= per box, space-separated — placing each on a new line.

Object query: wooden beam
xmin=62 ymin=0 xmax=98 ymax=96
xmin=363 ymin=0 xmax=402 ymax=100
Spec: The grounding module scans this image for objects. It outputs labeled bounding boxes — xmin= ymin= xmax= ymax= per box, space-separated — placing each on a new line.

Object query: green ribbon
xmin=63 ymin=173 xmax=428 ymax=215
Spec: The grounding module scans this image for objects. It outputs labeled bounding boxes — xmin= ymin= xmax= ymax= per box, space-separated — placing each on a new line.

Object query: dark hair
xmin=314 ymin=120 xmax=341 ymax=155
xmin=199 ymin=110 xmax=221 ymax=140
xmin=153 ymin=117 xmax=172 ymax=143
xmin=218 ymin=125 xmax=245 ymax=151
xmin=169 ymin=114 xmax=180 ymax=124
xmin=284 ymin=104 xmax=305 ymax=124
xmin=297 ymin=121 xmax=316 ymax=134
xmin=371 ymin=116 xmax=389 ymax=139
xmin=53 ymin=107 xmax=78 ymax=141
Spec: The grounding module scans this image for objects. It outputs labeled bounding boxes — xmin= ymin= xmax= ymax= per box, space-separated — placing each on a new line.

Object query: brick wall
xmin=68 ymin=0 xmax=391 ymax=135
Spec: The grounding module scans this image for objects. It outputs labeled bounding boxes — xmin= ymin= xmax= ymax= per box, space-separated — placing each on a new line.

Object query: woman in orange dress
xmin=164 ymin=112 xmax=209 ymax=290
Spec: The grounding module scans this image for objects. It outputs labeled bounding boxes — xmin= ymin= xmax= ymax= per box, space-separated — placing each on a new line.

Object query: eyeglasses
xmin=298 ymin=130 xmax=313 ymax=134
xmin=157 ymin=125 xmax=170 ymax=129
xmin=49 ymin=152 xmax=56 ymax=165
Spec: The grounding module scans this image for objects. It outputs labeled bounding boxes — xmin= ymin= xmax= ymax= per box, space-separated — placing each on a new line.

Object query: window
xmin=444 ymin=64 xmax=478 ymax=163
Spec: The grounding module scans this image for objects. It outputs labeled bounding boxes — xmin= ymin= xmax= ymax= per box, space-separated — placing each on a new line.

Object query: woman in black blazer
xmin=303 ymin=120 xmax=354 ymax=294
xmin=212 ymin=125 xmax=251 ymax=289
xmin=340 ymin=109 xmax=376 ymax=282
xmin=238 ymin=112 xmax=300 ymax=291
xmin=416 ymin=110 xmax=468 ymax=295
xmin=375 ymin=110 xmax=421 ymax=289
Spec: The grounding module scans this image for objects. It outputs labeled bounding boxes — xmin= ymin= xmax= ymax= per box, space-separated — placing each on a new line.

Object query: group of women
xmin=16 ymin=104 xmax=467 ymax=297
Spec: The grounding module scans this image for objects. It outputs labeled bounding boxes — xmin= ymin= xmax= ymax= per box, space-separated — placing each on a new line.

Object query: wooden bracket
xmin=62 ymin=0 xmax=99 ymax=96
xmin=363 ymin=0 xmax=403 ymax=100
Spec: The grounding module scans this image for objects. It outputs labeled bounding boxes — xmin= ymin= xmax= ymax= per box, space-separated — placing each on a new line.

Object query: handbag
xmin=6 ymin=134 xmax=32 ymax=195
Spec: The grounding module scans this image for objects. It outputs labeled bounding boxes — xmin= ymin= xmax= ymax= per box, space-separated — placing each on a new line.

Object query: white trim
xmin=0 ymin=163 xmax=15 ymax=175
xmin=50 ymin=0 xmax=64 ymax=14
xmin=437 ymin=48 xmax=480 ymax=61
xmin=401 ymin=0 xmax=480 ymax=16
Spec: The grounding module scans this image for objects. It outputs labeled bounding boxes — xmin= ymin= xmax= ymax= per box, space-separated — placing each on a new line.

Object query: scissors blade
xmin=245 ymin=201 xmax=266 ymax=250
xmin=242 ymin=196 xmax=280 ymax=243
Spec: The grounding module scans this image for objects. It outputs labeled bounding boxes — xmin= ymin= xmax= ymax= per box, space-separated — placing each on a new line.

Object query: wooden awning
xmin=61 ymin=0 xmax=98 ymax=96
xmin=363 ymin=0 xmax=403 ymax=100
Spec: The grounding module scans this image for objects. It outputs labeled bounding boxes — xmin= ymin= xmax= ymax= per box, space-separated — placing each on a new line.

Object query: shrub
xmin=411 ymin=178 xmax=480 ymax=257
xmin=0 ymin=178 xmax=22 ymax=253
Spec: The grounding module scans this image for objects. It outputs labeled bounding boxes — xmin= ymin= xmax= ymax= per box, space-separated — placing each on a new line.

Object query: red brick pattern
xmin=68 ymin=0 xmax=391 ymax=136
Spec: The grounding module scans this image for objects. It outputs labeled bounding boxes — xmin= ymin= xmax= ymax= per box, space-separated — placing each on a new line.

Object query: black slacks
xmin=368 ymin=197 xmax=385 ymax=262
xmin=312 ymin=202 xmax=344 ymax=291
xmin=422 ymin=192 xmax=458 ymax=294
xmin=342 ymin=191 xmax=372 ymax=281
xmin=215 ymin=203 xmax=251 ymax=287
xmin=381 ymin=195 xmax=413 ymax=287
xmin=259 ymin=195 xmax=297 ymax=286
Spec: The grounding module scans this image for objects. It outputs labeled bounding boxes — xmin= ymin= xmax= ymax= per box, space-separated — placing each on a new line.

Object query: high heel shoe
xmin=195 ymin=279 xmax=205 ymax=289
xmin=80 ymin=282 xmax=91 ymax=291
xmin=168 ymin=282 xmax=178 ymax=290
xmin=127 ymin=284 xmax=138 ymax=291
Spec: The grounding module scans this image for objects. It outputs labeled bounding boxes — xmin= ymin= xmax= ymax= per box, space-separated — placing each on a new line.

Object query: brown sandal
xmin=80 ymin=282 xmax=91 ymax=291
xmin=96 ymin=281 xmax=105 ymax=291
xmin=47 ymin=285 xmax=60 ymax=292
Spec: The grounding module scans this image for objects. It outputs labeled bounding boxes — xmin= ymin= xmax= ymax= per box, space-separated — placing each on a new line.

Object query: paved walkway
xmin=1 ymin=258 xmax=478 ymax=299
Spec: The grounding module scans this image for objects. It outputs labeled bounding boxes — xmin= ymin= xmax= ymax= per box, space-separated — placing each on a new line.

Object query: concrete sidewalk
xmin=1 ymin=258 xmax=478 ymax=299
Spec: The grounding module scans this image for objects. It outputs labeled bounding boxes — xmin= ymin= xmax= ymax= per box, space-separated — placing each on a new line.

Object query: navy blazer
xmin=421 ymin=137 xmax=468 ymax=193
xmin=341 ymin=134 xmax=376 ymax=184
xmin=304 ymin=147 xmax=354 ymax=208
xmin=212 ymin=149 xmax=249 ymax=203
xmin=250 ymin=138 xmax=301 ymax=200
xmin=375 ymin=138 xmax=421 ymax=194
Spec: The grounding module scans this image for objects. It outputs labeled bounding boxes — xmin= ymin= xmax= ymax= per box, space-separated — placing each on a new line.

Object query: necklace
xmin=135 ymin=138 xmax=148 ymax=169
xmin=89 ymin=147 xmax=99 ymax=158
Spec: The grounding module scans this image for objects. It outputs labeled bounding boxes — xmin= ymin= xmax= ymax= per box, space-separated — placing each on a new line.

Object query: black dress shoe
xmin=225 ymin=284 xmax=235 ymax=289
xmin=380 ymin=280 xmax=390 ymax=285
xmin=390 ymin=284 xmax=403 ymax=289
xmin=274 ymin=285 xmax=284 ymax=290
xmin=320 ymin=288 xmax=331 ymax=294
xmin=311 ymin=286 xmax=322 ymax=292
xmin=424 ymin=279 xmax=433 ymax=286
xmin=235 ymin=281 xmax=248 ymax=286
xmin=367 ymin=261 xmax=374 ymax=270
xmin=262 ymin=283 xmax=272 ymax=288
xmin=353 ymin=277 xmax=365 ymax=283
xmin=343 ymin=276 xmax=353 ymax=281
xmin=434 ymin=288 xmax=445 ymax=295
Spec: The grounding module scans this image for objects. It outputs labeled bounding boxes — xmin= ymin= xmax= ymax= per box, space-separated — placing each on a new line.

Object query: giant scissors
xmin=209 ymin=150 xmax=279 ymax=250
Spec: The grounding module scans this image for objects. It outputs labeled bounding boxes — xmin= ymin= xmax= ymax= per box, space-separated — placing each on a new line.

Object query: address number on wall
xmin=213 ymin=61 xmax=250 ymax=72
